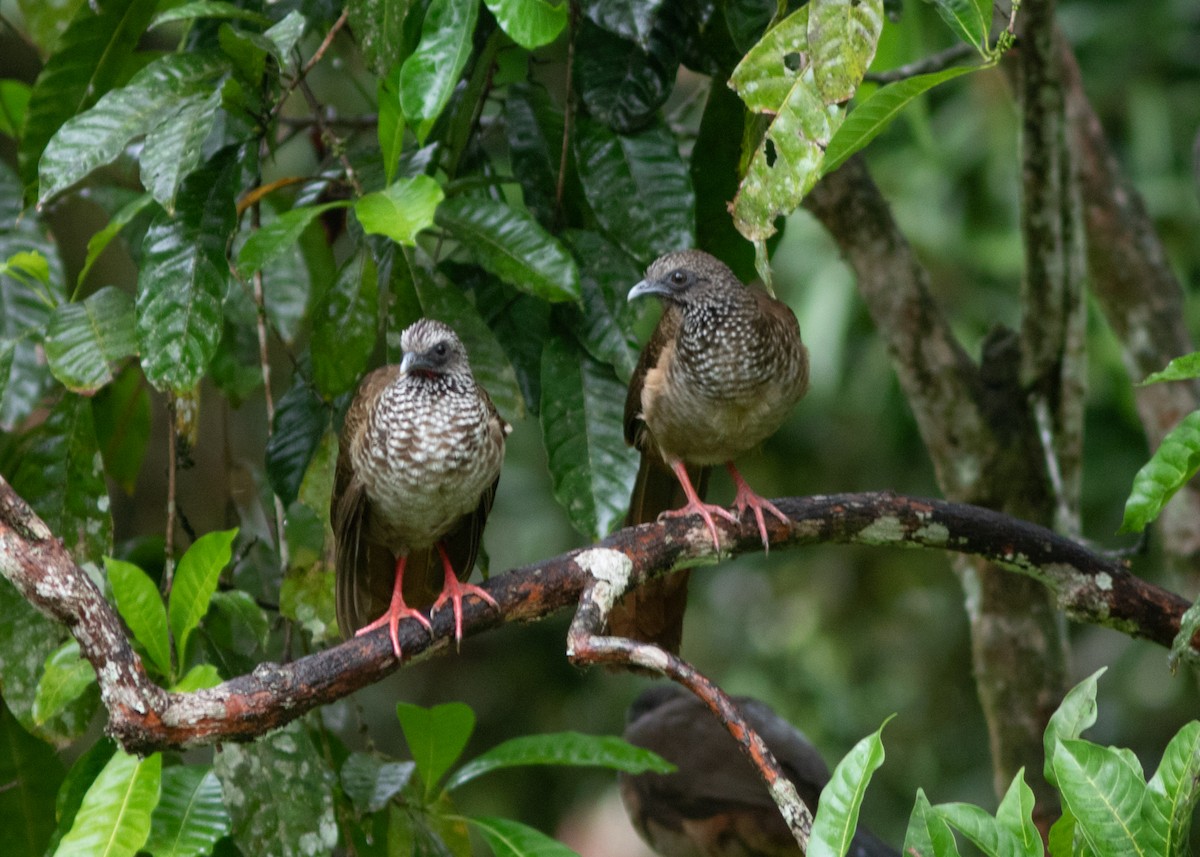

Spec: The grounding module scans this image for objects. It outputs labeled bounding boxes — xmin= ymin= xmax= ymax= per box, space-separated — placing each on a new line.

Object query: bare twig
xmin=269 ymin=8 xmax=350 ymax=121
xmin=865 ymin=43 xmax=977 ymax=84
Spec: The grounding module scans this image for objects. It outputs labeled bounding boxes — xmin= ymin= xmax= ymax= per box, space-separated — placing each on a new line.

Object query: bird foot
xmin=432 ymin=575 xmax=500 ymax=646
xmin=356 ymin=598 xmax=433 ymax=659
xmin=659 ymin=500 xmax=739 ymax=552
xmin=729 ymin=471 xmax=791 ymax=553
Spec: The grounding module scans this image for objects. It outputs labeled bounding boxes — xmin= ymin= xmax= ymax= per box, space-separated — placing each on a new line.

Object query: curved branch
xmin=0 ymin=476 xmax=1190 ymax=754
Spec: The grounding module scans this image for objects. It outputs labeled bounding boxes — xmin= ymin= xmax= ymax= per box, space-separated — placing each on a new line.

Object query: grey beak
xmin=628 ymin=279 xmax=669 ymax=302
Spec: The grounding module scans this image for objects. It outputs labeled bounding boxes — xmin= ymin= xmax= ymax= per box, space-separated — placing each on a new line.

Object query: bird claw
xmin=432 ymin=578 xmax=500 ymax=646
xmin=731 ymin=479 xmax=791 ymax=553
xmin=659 ymin=500 xmax=738 ymax=552
xmin=356 ymin=601 xmax=433 ymax=659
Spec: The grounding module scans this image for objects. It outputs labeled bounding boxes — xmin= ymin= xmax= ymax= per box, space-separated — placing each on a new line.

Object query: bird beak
xmin=400 ymin=352 xmax=435 ymax=375
xmin=628 ymin=279 xmax=670 ymax=302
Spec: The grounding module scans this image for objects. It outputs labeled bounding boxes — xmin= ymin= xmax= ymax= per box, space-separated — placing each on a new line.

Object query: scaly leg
xmin=659 ymin=459 xmax=739 ymax=551
xmin=356 ymin=554 xmax=433 ymax=658
xmin=727 ymin=462 xmax=790 ymax=552
xmin=431 ymin=542 xmax=500 ymax=645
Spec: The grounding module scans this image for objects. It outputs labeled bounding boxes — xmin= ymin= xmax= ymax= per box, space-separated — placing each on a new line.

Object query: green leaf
xmin=150 ymin=1 xmax=271 ymax=28
xmin=484 ymin=0 xmax=565 ymax=49
xmin=447 ymin=731 xmax=672 ymax=790
xmin=378 ymin=66 xmax=406 ymax=185
xmin=92 ymin=363 xmax=152 ymax=495
xmin=32 ymin=640 xmax=95 ymax=727
xmin=203 ymin=591 xmax=270 ymax=677
xmin=469 ymin=816 xmax=580 ymax=857
xmin=1052 ymin=739 xmax=1150 ymax=857
xmin=168 ymin=528 xmax=237 ymax=663
xmin=407 ymin=257 xmax=525 ymax=422
xmin=929 ymin=0 xmax=994 ymax=56
xmin=574 ymin=17 xmax=676 ymax=133
xmin=19 ymin=0 xmax=158 ymax=193
xmin=237 ymin=202 xmax=349 ymax=278
xmin=214 ymin=721 xmax=337 ymax=857
xmin=1142 ymin=351 xmax=1200 ymax=385
xmin=435 ymin=195 xmax=580 ymax=302
xmin=44 ymin=287 xmax=137 ymax=394
xmin=311 ymin=250 xmax=379 ymax=399
xmin=263 ymin=11 xmax=307 ymax=74
xmin=1044 ymin=667 xmax=1106 ymax=788
xmin=49 ymin=738 xmax=118 ymax=856
xmin=504 ymin=81 xmax=564 ymax=229
xmin=265 ymin=377 xmax=331 ymax=507
xmin=808 ymin=0 xmax=885 ymax=104
xmin=0 ymin=579 xmax=72 ymax=741
xmin=11 ymin=392 xmax=112 ymax=566
xmin=38 ymin=52 xmax=230 ymax=204
xmin=561 ymin=229 xmax=642 ymax=380
xmin=0 ymin=80 xmax=31 ymax=139
xmin=172 ymin=663 xmax=223 ymax=692
xmin=539 ymin=335 xmax=639 ymax=539
xmin=354 ymin=176 xmax=444 ymax=246
xmin=144 ymin=766 xmax=231 ymax=857
xmin=340 ymin=753 xmax=416 ymax=814
xmin=136 ymin=147 xmax=239 ymax=393
xmin=903 ymin=789 xmax=962 ymax=857
xmin=994 ymin=769 xmax=1042 ymax=857
xmin=931 ymin=802 xmax=1010 ymax=856
xmin=105 ymin=557 xmax=171 ymax=678
xmin=1119 ymin=409 xmax=1200 ymax=533
xmin=54 ymin=750 xmax=162 ymax=857
xmin=730 ymin=5 xmax=843 ymax=242
xmin=347 ymin=0 xmax=417 ymax=76
xmin=0 ymin=697 xmax=64 ymax=857
xmin=573 ymin=117 xmax=694 ymax=265
xmin=140 ymin=89 xmax=224 ymax=212
xmin=809 ymin=716 xmax=890 ymax=857
xmin=1145 ymin=721 xmax=1200 ymax=856
xmin=823 ymin=64 xmax=982 ymax=176
xmin=399 ymin=0 xmax=480 ymax=141
xmin=279 ymin=562 xmax=337 ymax=643
xmin=77 ymin=193 xmax=156 ymax=289
xmin=395 ymin=701 xmax=475 ymax=799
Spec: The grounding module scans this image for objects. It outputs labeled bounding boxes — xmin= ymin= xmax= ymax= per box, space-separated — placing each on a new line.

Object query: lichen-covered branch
xmin=1 ymin=476 xmax=1191 ymax=756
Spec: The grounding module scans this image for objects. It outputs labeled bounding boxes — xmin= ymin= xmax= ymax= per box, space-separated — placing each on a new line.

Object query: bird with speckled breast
xmin=614 ymin=250 xmax=809 ymax=650
xmin=331 ymin=318 xmax=509 ymax=657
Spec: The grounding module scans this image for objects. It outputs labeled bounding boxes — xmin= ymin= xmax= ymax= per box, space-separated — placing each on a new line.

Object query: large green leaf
xmin=1119 ymin=409 xmax=1200 ymax=533
xmin=44 ymin=286 xmax=137 ymax=394
xmin=1145 ymin=721 xmax=1200 ymax=856
xmin=903 ymin=789 xmax=963 ymax=857
xmin=140 ymin=89 xmax=224 ymax=212
xmin=136 ymin=147 xmax=239 ymax=393
xmin=484 ymin=0 xmax=566 ymax=49
xmin=0 ymin=579 xmax=73 ymax=741
xmin=561 ymin=229 xmax=642 ymax=380
xmin=407 ymin=257 xmax=525 ymax=422
xmin=32 ymin=640 xmax=96 ymax=727
xmin=823 ymin=64 xmax=982 ymax=176
xmin=105 ymin=557 xmax=171 ymax=679
xmin=396 ymin=701 xmax=476 ymax=799
xmin=0 ymin=80 xmax=31 ymax=139
xmin=354 ymin=175 xmax=444 ymax=246
xmin=573 ymin=17 xmax=676 ymax=133
xmin=808 ymin=0 xmax=884 ymax=103
xmin=11 ymin=392 xmax=112 ymax=566
xmin=399 ymin=0 xmax=480 ymax=141
xmin=809 ymin=718 xmax=889 ymax=857
xmin=214 ymin=721 xmax=337 ymax=857
xmin=265 ymin=377 xmax=331 ymax=507
xmin=340 ymin=753 xmax=416 ymax=814
xmin=504 ymin=82 xmax=565 ymax=230
xmin=539 ymin=335 xmax=639 ymax=539
xmin=1043 ymin=667 xmax=1105 ymax=788
xmin=447 ymin=732 xmax=672 ymax=790
xmin=930 ymin=802 xmax=1012 ymax=857
xmin=236 ymin=202 xmax=347 ymax=279
xmin=54 ymin=750 xmax=162 ymax=857
xmin=150 ymin=1 xmax=271 ymax=28
xmin=18 ymin=0 xmax=158 ymax=192
xmin=929 ymin=0 xmax=994 ymax=56
xmin=144 ymin=766 xmax=231 ymax=857
xmin=1052 ymin=739 xmax=1151 ymax=857
xmin=436 ymin=195 xmax=579 ymax=302
xmin=469 ymin=816 xmax=580 ymax=857
xmin=994 ymin=770 xmax=1042 ymax=857
xmin=573 ymin=117 xmax=694 ymax=265
xmin=0 ymin=697 xmax=64 ymax=857
xmin=1142 ymin=351 xmax=1200 ymax=384
xmin=347 ymin=0 xmax=417 ymax=76
xmin=311 ymin=250 xmax=379 ymax=399
xmin=168 ymin=528 xmax=238 ymax=663
xmin=38 ymin=52 xmax=230 ymax=204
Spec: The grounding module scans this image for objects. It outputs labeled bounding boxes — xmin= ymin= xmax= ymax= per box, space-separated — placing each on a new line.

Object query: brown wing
xmin=616 ymin=304 xmax=705 ymax=653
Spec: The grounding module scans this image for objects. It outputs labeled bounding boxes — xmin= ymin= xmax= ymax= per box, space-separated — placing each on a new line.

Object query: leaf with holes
xmin=808 ymin=0 xmax=884 ymax=104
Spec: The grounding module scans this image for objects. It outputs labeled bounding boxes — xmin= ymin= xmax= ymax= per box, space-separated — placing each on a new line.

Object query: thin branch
xmin=0 ymin=476 xmax=1192 ymax=756
xmin=864 ymin=44 xmax=976 ymax=84
xmin=268 ymin=8 xmax=350 ymax=121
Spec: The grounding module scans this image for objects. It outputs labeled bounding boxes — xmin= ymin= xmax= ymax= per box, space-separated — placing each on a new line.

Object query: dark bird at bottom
xmin=614 ymin=250 xmax=809 ymax=650
xmin=331 ymin=318 xmax=509 ymax=657
xmin=620 ymin=685 xmax=897 ymax=857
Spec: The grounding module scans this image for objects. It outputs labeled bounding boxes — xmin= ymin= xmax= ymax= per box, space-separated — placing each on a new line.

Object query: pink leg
xmin=431 ymin=542 xmax=500 ymax=645
xmin=659 ymin=460 xmax=739 ymax=551
xmin=356 ymin=555 xmax=433 ymax=658
xmin=726 ymin=462 xmax=791 ymax=552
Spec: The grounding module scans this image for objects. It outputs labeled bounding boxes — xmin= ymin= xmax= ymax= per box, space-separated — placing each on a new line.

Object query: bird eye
xmin=670 ymin=270 xmax=688 ymax=285
xmin=433 ymin=342 xmax=449 ymax=358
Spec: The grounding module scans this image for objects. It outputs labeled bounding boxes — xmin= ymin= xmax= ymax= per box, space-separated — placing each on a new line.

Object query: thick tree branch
xmin=1 ymin=475 xmax=1193 ymax=757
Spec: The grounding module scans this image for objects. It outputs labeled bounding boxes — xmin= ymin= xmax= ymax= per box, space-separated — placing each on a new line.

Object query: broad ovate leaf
xmin=44 ymin=286 xmax=137 ymax=394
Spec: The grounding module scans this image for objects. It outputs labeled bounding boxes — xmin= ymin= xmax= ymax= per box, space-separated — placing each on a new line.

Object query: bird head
xmin=398 ymin=318 xmax=470 ymax=379
xmin=627 ymin=249 xmax=739 ymax=305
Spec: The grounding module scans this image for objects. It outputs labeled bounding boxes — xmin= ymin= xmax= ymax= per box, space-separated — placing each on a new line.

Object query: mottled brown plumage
xmin=619 ymin=685 xmax=897 ymax=857
xmin=332 ymin=318 xmax=509 ymax=657
xmin=614 ymin=250 xmax=809 ymax=650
